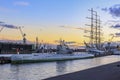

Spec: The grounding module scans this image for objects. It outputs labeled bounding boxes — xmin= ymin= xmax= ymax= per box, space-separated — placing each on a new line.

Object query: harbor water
xmin=0 ymin=54 xmax=120 ymax=80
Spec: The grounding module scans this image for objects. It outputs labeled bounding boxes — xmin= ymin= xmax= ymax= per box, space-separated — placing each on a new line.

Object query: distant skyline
xmin=0 ymin=0 xmax=120 ymax=45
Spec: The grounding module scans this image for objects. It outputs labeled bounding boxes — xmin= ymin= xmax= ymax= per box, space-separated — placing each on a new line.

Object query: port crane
xmin=18 ymin=27 xmax=26 ymax=44
xmin=0 ymin=27 xmax=26 ymax=44
xmin=0 ymin=22 xmax=26 ymax=44
xmin=0 ymin=26 xmax=26 ymax=44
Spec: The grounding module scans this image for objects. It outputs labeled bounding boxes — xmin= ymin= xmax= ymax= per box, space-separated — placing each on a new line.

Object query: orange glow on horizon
xmin=0 ymin=24 xmax=120 ymax=46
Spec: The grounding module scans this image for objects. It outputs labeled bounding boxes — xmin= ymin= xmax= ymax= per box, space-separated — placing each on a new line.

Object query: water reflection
xmin=0 ymin=55 xmax=120 ymax=80
xmin=10 ymin=65 xmax=20 ymax=80
xmin=56 ymin=61 xmax=67 ymax=75
xmin=10 ymin=62 xmax=57 ymax=80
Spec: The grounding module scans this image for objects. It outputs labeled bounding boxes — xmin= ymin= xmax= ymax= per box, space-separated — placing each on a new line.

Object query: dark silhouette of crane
xmin=0 ymin=23 xmax=27 ymax=44
xmin=18 ymin=27 xmax=26 ymax=44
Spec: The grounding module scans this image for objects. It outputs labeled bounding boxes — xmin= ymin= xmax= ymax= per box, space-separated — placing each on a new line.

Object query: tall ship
xmin=84 ymin=8 xmax=106 ymax=56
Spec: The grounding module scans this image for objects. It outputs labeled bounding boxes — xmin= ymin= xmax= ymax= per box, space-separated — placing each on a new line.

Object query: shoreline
xmin=44 ymin=61 xmax=120 ymax=80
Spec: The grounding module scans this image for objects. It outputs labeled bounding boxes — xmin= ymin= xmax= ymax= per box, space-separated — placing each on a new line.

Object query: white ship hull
xmin=11 ymin=53 xmax=94 ymax=64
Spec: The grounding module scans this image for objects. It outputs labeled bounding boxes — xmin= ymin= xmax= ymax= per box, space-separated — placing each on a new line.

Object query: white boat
xmin=113 ymin=51 xmax=120 ymax=55
xmin=84 ymin=41 xmax=105 ymax=56
xmin=11 ymin=53 xmax=94 ymax=64
xmin=87 ymin=48 xmax=105 ymax=56
xmin=57 ymin=39 xmax=73 ymax=54
xmin=11 ymin=39 xmax=94 ymax=64
xmin=111 ymin=49 xmax=120 ymax=55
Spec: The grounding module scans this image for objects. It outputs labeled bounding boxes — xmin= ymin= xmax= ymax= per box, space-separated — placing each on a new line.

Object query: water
xmin=0 ymin=55 xmax=120 ymax=80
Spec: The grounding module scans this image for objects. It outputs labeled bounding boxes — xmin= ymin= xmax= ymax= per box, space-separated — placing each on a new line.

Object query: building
xmin=0 ymin=42 xmax=33 ymax=54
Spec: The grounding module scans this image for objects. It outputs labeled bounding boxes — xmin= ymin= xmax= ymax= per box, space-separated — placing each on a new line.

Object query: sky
xmin=0 ymin=0 xmax=120 ymax=45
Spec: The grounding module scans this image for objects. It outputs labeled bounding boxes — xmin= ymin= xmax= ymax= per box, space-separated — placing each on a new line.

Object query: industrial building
xmin=0 ymin=42 xmax=33 ymax=54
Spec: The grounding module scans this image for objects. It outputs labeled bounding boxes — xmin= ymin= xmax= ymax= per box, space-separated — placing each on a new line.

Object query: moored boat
xmin=11 ymin=53 xmax=94 ymax=64
xmin=57 ymin=39 xmax=73 ymax=54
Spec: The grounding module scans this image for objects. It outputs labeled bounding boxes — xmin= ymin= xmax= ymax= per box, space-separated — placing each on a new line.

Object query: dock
xmin=44 ymin=61 xmax=120 ymax=80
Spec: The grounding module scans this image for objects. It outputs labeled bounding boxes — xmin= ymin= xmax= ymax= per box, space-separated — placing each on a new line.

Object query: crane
xmin=18 ymin=27 xmax=26 ymax=44
xmin=0 ymin=23 xmax=27 ymax=44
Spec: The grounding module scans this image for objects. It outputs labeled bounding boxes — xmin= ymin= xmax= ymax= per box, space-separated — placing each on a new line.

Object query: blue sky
xmin=0 ymin=0 xmax=120 ymax=44
xmin=0 ymin=0 xmax=112 ymax=25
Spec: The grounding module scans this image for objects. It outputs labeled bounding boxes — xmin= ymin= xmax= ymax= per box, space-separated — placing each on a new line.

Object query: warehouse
xmin=0 ymin=42 xmax=33 ymax=54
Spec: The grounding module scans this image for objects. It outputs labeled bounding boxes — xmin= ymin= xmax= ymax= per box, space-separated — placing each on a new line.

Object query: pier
xmin=44 ymin=61 xmax=120 ymax=80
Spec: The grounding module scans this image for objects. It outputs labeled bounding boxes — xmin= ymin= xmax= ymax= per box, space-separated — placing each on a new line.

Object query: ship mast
xmin=86 ymin=8 xmax=102 ymax=49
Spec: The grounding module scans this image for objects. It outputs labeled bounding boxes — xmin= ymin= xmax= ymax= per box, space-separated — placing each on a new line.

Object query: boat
xmin=11 ymin=39 xmax=94 ymax=64
xmin=84 ymin=9 xmax=106 ymax=56
xmin=11 ymin=53 xmax=94 ymax=64
xmin=104 ymin=42 xmax=120 ymax=55
xmin=84 ymin=40 xmax=105 ymax=56
xmin=87 ymin=48 xmax=105 ymax=56
xmin=110 ymin=45 xmax=120 ymax=55
xmin=57 ymin=39 xmax=73 ymax=54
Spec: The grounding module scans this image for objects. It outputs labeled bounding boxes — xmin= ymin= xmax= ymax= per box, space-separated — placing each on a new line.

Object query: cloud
xmin=0 ymin=24 xmax=18 ymax=29
xmin=102 ymin=4 xmax=120 ymax=17
xmin=101 ymin=8 xmax=108 ymax=12
xmin=60 ymin=25 xmax=90 ymax=32
xmin=104 ymin=20 xmax=120 ymax=26
xmin=59 ymin=25 xmax=65 ymax=28
xmin=0 ymin=6 xmax=18 ymax=13
xmin=0 ymin=21 xmax=4 ymax=23
xmin=107 ymin=20 xmax=120 ymax=23
xmin=14 ymin=1 xmax=30 ymax=6
xmin=111 ymin=24 xmax=120 ymax=28
xmin=65 ymin=41 xmax=76 ymax=44
xmin=110 ymin=33 xmax=120 ymax=37
xmin=114 ymin=33 xmax=120 ymax=37
xmin=0 ymin=21 xmax=18 ymax=29
xmin=115 ymin=33 xmax=120 ymax=37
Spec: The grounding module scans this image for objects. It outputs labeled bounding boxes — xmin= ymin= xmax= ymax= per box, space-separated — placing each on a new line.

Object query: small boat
xmin=111 ymin=48 xmax=120 ymax=55
xmin=87 ymin=48 xmax=105 ymax=56
xmin=84 ymin=41 xmax=105 ymax=56
xmin=57 ymin=39 xmax=73 ymax=54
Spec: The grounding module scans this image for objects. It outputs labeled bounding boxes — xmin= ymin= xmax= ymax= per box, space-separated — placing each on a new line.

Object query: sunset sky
xmin=0 ymin=0 xmax=120 ymax=45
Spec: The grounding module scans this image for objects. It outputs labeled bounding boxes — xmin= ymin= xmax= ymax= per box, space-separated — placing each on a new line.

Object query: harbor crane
xmin=0 ymin=26 xmax=26 ymax=44
xmin=18 ymin=27 xmax=26 ymax=44
xmin=0 ymin=22 xmax=26 ymax=44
